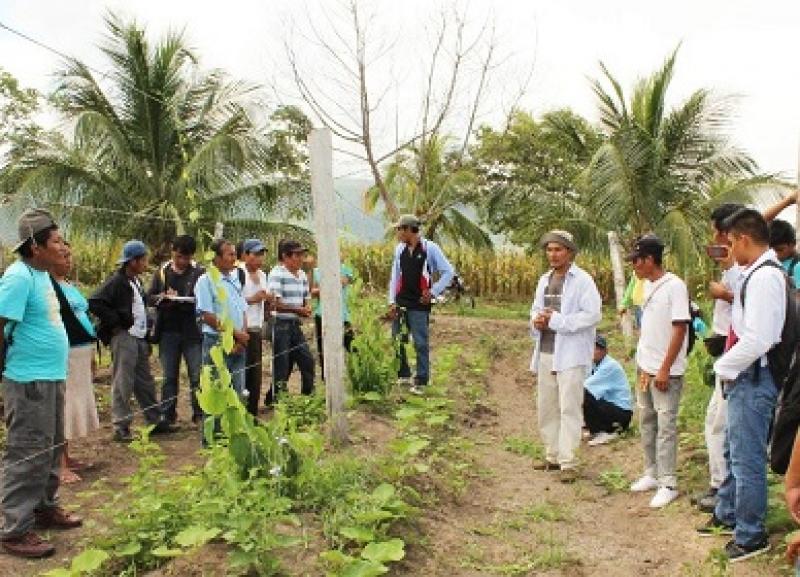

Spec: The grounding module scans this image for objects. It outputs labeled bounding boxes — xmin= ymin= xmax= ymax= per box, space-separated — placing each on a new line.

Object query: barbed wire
xmin=1 ymin=338 xmax=315 ymax=474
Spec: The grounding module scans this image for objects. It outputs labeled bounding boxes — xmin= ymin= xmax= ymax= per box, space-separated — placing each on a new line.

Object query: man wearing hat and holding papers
xmin=387 ymin=214 xmax=454 ymax=395
xmin=90 ymin=240 xmax=176 ymax=443
xmin=531 ymin=230 xmax=602 ymax=483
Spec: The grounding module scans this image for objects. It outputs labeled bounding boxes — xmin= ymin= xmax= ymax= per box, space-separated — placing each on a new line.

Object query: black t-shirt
xmin=157 ymin=264 xmax=203 ymax=337
xmin=396 ymin=243 xmax=430 ymax=311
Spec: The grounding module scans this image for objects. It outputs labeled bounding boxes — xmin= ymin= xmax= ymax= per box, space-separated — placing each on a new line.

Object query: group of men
xmin=531 ymin=197 xmax=800 ymax=563
xmin=0 ymin=208 xmax=453 ymax=559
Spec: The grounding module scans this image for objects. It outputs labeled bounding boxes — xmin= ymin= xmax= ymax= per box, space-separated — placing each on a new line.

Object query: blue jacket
xmin=584 ymin=354 xmax=632 ymax=411
xmin=388 ymin=238 xmax=454 ymax=304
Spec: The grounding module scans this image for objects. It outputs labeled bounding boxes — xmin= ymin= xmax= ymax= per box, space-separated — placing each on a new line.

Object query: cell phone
xmin=705 ymin=245 xmax=729 ymax=259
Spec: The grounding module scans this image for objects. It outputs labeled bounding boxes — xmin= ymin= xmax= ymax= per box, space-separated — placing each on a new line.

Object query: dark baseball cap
xmin=626 ymin=234 xmax=665 ymax=261
xmin=595 ymin=334 xmax=608 ymax=349
xmin=278 ymin=239 xmax=308 ymax=258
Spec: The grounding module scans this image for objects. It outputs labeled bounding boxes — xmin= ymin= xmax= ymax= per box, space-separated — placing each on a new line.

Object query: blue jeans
xmin=159 ymin=332 xmax=202 ymax=421
xmin=714 ymin=363 xmax=778 ymax=547
xmin=392 ymin=309 xmax=430 ymax=385
xmin=201 ymin=333 xmax=245 ymax=396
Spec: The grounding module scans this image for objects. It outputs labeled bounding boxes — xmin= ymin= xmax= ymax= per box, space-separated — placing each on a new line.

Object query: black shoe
xmin=113 ymin=428 xmax=133 ymax=443
xmin=724 ymin=538 xmax=770 ymax=562
xmin=150 ymin=421 xmax=179 ymax=435
xmin=691 ymin=487 xmax=717 ymax=506
xmin=696 ymin=515 xmax=734 ymax=537
xmin=698 ymin=491 xmax=719 ymax=514
xmin=533 ymin=461 xmax=560 ymax=472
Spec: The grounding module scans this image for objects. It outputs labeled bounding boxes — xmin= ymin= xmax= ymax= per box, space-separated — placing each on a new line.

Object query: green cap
xmin=392 ymin=214 xmax=422 ymax=229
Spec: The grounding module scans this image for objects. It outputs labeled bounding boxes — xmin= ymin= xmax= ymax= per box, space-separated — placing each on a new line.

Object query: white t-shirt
xmin=711 ymin=264 xmax=742 ymax=336
xmin=242 ymin=267 xmax=268 ymax=330
xmin=636 ymin=272 xmax=691 ymax=376
xmin=129 ymin=279 xmax=148 ymax=338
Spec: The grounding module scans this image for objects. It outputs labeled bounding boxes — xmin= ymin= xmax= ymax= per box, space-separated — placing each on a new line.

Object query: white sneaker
xmin=630 ymin=475 xmax=659 ymax=493
xmin=397 ymin=377 xmax=412 ymax=386
xmin=409 ymin=385 xmax=424 ymax=396
xmin=649 ymin=487 xmax=679 ymax=508
xmin=588 ymin=432 xmax=618 ymax=446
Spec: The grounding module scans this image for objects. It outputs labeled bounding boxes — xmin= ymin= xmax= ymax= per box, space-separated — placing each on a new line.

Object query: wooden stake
xmin=309 ymin=128 xmax=348 ymax=444
xmin=608 ymin=231 xmax=633 ymax=338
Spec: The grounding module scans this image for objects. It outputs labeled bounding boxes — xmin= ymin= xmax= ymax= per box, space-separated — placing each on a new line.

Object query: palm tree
xmin=1 ymin=14 xmax=311 ymax=251
xmin=582 ymin=48 xmax=762 ymax=263
xmin=364 ymin=134 xmax=491 ymax=249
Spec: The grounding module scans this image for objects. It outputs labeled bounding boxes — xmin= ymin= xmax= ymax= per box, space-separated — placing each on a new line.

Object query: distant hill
xmin=333 ymin=178 xmax=387 ymax=242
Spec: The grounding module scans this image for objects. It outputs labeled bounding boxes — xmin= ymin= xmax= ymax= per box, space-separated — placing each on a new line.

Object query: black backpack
xmin=740 ymin=260 xmax=799 ymax=390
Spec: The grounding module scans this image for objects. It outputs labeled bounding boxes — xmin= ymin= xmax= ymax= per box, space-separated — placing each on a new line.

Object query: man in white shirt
xmin=697 ymin=209 xmax=787 ymax=563
xmin=531 ymin=230 xmax=602 ymax=483
xmin=628 ymin=234 xmax=690 ymax=509
xmin=240 ymin=239 xmax=272 ymax=416
xmin=693 ymin=204 xmax=743 ymax=514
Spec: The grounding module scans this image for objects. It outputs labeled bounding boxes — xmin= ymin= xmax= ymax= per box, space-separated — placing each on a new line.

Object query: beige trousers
xmin=537 ymin=352 xmax=587 ymax=469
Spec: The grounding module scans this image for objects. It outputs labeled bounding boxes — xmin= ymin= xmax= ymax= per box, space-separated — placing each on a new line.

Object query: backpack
xmin=740 ymin=260 xmax=800 ymax=390
xmin=788 ymin=255 xmax=799 ymax=287
xmin=771 ymin=358 xmax=800 ymax=474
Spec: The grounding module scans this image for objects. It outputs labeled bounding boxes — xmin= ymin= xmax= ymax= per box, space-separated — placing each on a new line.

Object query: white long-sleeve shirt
xmin=714 ymin=250 xmax=786 ymax=381
xmin=530 ymin=263 xmax=602 ymax=373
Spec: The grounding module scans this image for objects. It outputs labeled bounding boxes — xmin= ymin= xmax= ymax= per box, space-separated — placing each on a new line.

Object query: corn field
xmin=344 ymin=243 xmax=618 ymax=301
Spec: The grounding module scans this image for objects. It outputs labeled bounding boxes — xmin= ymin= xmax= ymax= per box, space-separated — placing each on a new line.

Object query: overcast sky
xmin=2 ymin=0 xmax=800 ymax=183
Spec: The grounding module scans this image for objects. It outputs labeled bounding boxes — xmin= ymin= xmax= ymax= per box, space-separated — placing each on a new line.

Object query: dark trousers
xmin=1 ymin=379 xmax=64 ymax=538
xmin=392 ymin=309 xmax=430 ymax=386
xmin=245 ymin=329 xmax=263 ymax=416
xmin=583 ymin=390 xmax=632 ymax=434
xmin=158 ymin=331 xmax=202 ymax=422
xmin=267 ymin=318 xmax=315 ymax=404
xmin=314 ymin=316 xmax=354 ymax=377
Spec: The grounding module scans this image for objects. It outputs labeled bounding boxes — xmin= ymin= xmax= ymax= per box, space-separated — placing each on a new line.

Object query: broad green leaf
xmin=222 ymin=330 xmax=235 ymax=354
xmin=425 ymin=414 xmax=448 ymax=426
xmin=360 ymin=539 xmax=405 ymax=563
xmin=188 ymin=209 xmax=200 ymax=223
xmin=320 ymin=549 xmax=355 ymax=566
xmin=361 ymin=392 xmax=382 ymax=402
xmin=210 ymin=346 xmax=225 ymax=370
xmin=341 ymin=559 xmax=388 ymax=577
xmin=395 ymin=407 xmax=422 ymax=421
xmin=174 ymin=526 xmax=221 ymax=548
xmin=71 ymin=549 xmax=110 ymax=572
xmin=339 ymin=526 xmax=375 ymax=543
xmin=152 ymin=546 xmax=183 ymax=557
xmin=117 ymin=541 xmax=142 ymax=556
xmin=197 ymin=384 xmax=227 ymax=415
xmin=229 ymin=433 xmax=251 ymax=468
xmin=371 ymin=483 xmax=396 ymax=502
xmin=41 ymin=569 xmax=72 ymax=577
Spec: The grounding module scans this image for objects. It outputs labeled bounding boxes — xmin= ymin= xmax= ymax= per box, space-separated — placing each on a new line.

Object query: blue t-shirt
xmin=59 ymin=281 xmax=96 ymax=345
xmin=0 ymin=261 xmax=69 ymax=382
xmin=781 ymin=257 xmax=800 ymax=289
xmin=312 ymin=265 xmax=354 ymax=323
xmin=584 ymin=354 xmax=632 ymax=411
xmin=195 ymin=270 xmax=247 ymax=333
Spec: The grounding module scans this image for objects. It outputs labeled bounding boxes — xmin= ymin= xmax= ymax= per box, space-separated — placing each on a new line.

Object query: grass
xmin=503 ymin=436 xmax=544 ymax=461
xmin=596 ymin=468 xmax=629 ymax=493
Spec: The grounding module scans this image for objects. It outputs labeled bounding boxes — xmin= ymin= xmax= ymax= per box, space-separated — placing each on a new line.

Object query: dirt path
xmin=402 ymin=316 xmax=785 ymax=577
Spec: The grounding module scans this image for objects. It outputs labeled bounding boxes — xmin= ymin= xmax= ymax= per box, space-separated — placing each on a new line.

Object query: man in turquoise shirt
xmin=0 ymin=209 xmax=81 ymax=559
xmin=311 ymin=261 xmax=354 ymax=376
xmin=583 ymin=335 xmax=633 ymax=446
xmin=768 ymin=219 xmax=800 ymax=290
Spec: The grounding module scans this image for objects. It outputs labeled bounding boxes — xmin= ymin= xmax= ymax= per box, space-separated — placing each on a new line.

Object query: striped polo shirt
xmin=267 ymin=264 xmax=309 ymax=320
